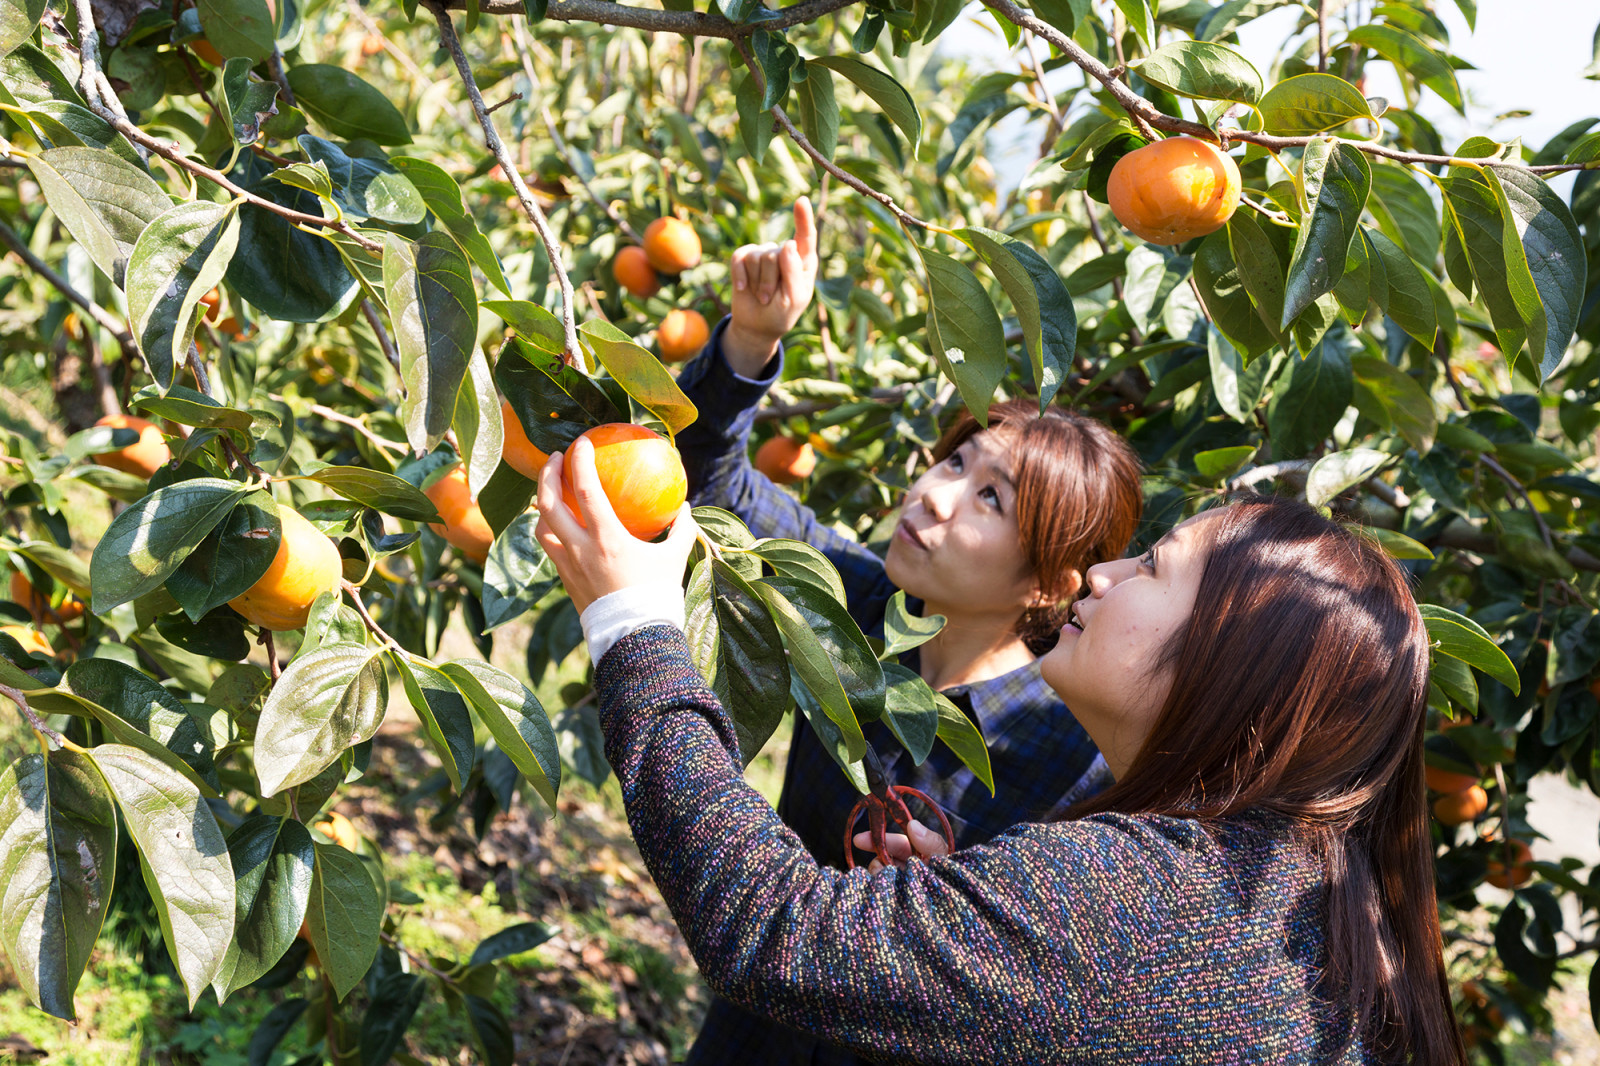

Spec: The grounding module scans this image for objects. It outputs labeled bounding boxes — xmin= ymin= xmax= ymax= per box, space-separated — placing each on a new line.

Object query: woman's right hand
xmin=852 ymin=819 xmax=952 ymax=874
xmin=724 ymin=196 xmax=818 ymax=376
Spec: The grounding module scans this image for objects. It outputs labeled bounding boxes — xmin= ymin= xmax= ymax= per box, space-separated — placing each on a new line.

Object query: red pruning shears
xmin=842 ymin=745 xmax=957 ymax=870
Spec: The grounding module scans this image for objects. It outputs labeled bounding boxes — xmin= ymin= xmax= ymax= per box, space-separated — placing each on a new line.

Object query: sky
xmin=936 ymin=0 xmax=1600 ymax=195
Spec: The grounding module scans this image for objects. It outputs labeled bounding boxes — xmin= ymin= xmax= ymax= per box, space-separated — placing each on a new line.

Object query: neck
xmin=915 ymin=602 xmax=1037 ymax=691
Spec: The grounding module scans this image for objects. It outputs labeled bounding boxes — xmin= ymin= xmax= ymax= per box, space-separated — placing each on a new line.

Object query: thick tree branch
xmin=448 ymin=0 xmax=860 ymax=35
xmin=429 ymin=1 xmax=582 ymax=366
xmin=734 ymin=39 xmax=938 ymax=233
xmin=981 ymin=0 xmax=1598 ymax=176
xmin=0 ymin=218 xmax=138 ymax=362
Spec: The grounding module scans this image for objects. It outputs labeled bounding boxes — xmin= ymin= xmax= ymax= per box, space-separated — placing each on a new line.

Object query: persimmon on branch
xmin=979 ymin=0 xmax=1596 ymax=176
xmin=427 ymin=0 xmax=583 ymax=366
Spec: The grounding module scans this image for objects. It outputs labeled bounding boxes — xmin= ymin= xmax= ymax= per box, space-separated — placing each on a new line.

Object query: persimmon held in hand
xmin=754 ymin=436 xmax=816 ymax=485
xmin=1432 ymin=784 xmax=1489 ymax=825
xmin=229 ymin=506 xmax=342 ymax=632
xmin=10 ymin=571 xmax=85 ymax=624
xmin=657 ymin=309 xmax=710 ymax=362
xmin=425 ymin=464 xmax=495 ymax=563
xmin=560 ymin=424 xmax=688 ymax=540
xmin=614 ymin=246 xmax=661 ymax=298
xmin=501 ymin=399 xmax=551 ymax=480
xmin=1107 ymin=136 xmax=1241 ymax=246
xmin=92 ymin=414 xmax=172 ymax=479
xmin=643 ymin=217 xmax=702 ymax=274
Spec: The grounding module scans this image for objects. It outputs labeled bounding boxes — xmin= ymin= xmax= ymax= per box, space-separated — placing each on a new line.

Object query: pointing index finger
xmin=792 ymin=196 xmax=817 ymax=264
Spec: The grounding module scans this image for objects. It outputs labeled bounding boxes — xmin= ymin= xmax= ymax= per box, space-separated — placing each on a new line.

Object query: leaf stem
xmin=341 ymin=580 xmax=406 ymax=653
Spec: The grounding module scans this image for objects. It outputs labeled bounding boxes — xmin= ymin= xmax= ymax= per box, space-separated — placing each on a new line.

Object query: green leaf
xmin=1418 ymin=604 xmax=1519 ymax=693
xmin=1132 ymin=40 xmax=1262 ymax=104
xmin=1225 ymin=213 xmax=1288 ymax=345
xmin=468 ymin=921 xmax=556 ymax=967
xmin=225 ymin=151 xmax=355 ymax=323
xmin=1112 ymin=0 xmax=1155 ymax=48
xmin=735 ymin=74 xmax=773 ymax=163
xmin=46 ymin=662 xmax=219 ymax=795
xmin=1351 ymin=354 xmax=1436 ymax=453
xmin=453 ymin=349 xmax=503 ymax=498
xmin=391 ymin=157 xmax=510 ymax=296
xmin=917 ymin=247 xmax=1006 ymax=424
xmin=755 ymin=582 xmax=867 ymax=761
xmin=482 ymin=513 xmax=560 ymax=632
xmin=254 ymin=644 xmax=388 ymax=796
xmin=1265 ymin=337 xmax=1353 ymax=456
xmin=1192 ymin=230 xmax=1277 ymax=358
xmin=938 ymin=73 xmax=1023 ymax=177
xmin=880 ymin=662 xmax=939 ymax=765
xmin=1365 ymin=228 xmax=1437 ymax=347
xmin=1484 ymin=166 xmax=1587 ymax=381
xmin=212 ymin=816 xmax=313 ymax=999
xmin=484 ymin=300 xmax=565 ymax=356
xmin=750 ymin=30 xmax=793 ymax=110
xmin=1305 ymin=447 xmax=1388 ymax=507
xmin=24 ymin=146 xmax=169 ymax=287
xmin=300 ymin=466 xmax=440 ymax=523
xmin=748 ymin=539 xmax=847 ymax=604
xmin=441 ymin=660 xmax=561 ymax=810
xmin=305 ymin=840 xmax=381 ymax=1001
xmin=1282 ymin=140 xmax=1371 ymax=329
xmin=1257 ymin=73 xmax=1373 ymax=135
xmin=89 ymin=478 xmax=250 ymax=613
xmin=493 ymin=335 xmax=624 ymax=453
xmin=0 ymin=749 xmax=116 ymax=1021
xmin=1344 ymin=25 xmax=1463 ymax=113
xmin=465 ymin=994 xmax=513 ymax=1066
xmin=91 ymin=745 xmax=234 ymax=1009
xmin=125 ymin=200 xmax=242 ymax=391
xmin=793 ymin=65 xmax=839 ymax=163
xmin=1193 ymin=444 xmax=1256 ymax=481
xmin=218 ymin=58 xmax=279 ymax=147
xmin=1442 ymin=173 xmax=1529 ymax=365
xmin=809 ymin=55 xmax=922 ymax=149
xmin=1121 ymin=244 xmax=1191 ymax=335
xmin=386 ymin=232 xmax=479 ymax=456
xmin=285 ymin=64 xmax=411 ymax=145
xmin=934 ymin=695 xmax=992 ymax=795
xmin=360 ymin=972 xmax=427 ymax=1066
xmin=1361 ymin=526 xmax=1434 ymax=561
xmin=1367 ymin=164 xmax=1441 ymax=262
xmin=0 ymin=0 xmax=45 ymax=57
xmin=248 ymin=1000 xmax=308 ymax=1066
xmin=163 ymin=490 xmax=279 ymax=622
xmin=197 ymin=0 xmax=275 ymax=62
xmin=1206 ymin=326 xmax=1267 ymax=422
xmin=958 ymin=227 xmax=1076 ymax=411
xmin=684 ymin=559 xmax=791 ymax=764
xmin=133 ymin=386 xmax=255 ymax=430
xmin=297 ymin=136 xmax=425 ymax=226
xmin=393 ymin=654 xmax=475 ymax=792
xmin=883 ymin=590 xmax=945 ymax=658
xmin=577 ymin=320 xmax=699 ymax=435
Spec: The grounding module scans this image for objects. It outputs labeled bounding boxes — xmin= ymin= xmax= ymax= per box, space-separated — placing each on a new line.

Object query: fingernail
xmin=734 ymin=277 xmax=745 ymax=290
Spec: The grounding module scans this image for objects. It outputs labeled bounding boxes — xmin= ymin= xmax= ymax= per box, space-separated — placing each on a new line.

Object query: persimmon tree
xmin=0 ymin=0 xmax=1598 ymax=1060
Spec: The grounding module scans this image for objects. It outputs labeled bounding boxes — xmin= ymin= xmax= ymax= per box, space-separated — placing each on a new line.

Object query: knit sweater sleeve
xmin=594 ymin=625 xmax=1173 ymax=1064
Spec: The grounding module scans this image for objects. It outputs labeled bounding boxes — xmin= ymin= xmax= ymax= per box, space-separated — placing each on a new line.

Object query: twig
xmin=342 ymin=579 xmax=405 ymax=652
xmin=1480 ymin=454 xmax=1555 ymax=550
xmin=268 ymin=48 xmax=295 ymax=106
xmin=0 ymin=684 xmax=65 ymax=748
xmin=1316 ymin=0 xmax=1329 ymax=74
xmin=380 ymin=931 xmax=457 ymax=981
xmin=979 ymin=0 xmax=1597 ymax=175
xmin=262 ymin=629 xmax=280 ymax=682
xmin=430 ymin=2 xmax=582 ymax=367
xmin=443 ymin=0 xmax=859 ymax=33
xmin=486 ymin=92 xmax=522 ymax=114
xmin=1239 ymin=193 xmax=1292 ymax=225
xmin=189 ymin=345 xmax=268 ymax=479
xmin=361 ymin=300 xmax=401 ymax=373
xmin=271 ymin=394 xmax=409 ymax=455
xmin=1230 ymin=460 xmax=1313 ymax=492
xmin=0 ymin=219 xmax=139 ymax=362
xmin=753 ymin=384 xmax=915 ymax=422
xmin=734 ymin=39 xmax=939 ymax=233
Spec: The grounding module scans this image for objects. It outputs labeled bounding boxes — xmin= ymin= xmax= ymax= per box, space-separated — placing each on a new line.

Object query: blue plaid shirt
xmin=676 ymin=320 xmax=1112 ymax=1066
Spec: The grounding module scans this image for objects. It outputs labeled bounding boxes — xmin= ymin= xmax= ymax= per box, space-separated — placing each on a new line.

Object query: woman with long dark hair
xmin=535 ymin=461 xmax=1466 ymax=1065
xmin=670 ymin=198 xmax=1143 ymax=1062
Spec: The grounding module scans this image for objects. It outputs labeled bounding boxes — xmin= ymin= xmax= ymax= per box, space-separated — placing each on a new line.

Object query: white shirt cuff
xmin=580 ymin=584 xmax=687 ymax=665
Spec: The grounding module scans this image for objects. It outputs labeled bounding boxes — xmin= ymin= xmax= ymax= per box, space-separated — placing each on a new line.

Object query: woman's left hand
xmin=534 ymin=437 xmax=700 ymax=614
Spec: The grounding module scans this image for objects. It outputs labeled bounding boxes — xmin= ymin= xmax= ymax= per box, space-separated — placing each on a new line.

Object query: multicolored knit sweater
xmin=595 ymin=626 xmax=1375 ymax=1065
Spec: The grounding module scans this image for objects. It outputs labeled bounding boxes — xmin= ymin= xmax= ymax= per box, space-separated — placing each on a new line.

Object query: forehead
xmin=1156 ymin=510 xmax=1224 ymax=555
xmin=960 ymin=427 xmax=1019 ymax=474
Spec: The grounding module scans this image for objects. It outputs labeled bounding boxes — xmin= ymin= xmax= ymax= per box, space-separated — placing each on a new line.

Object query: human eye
xmin=945 ymin=450 xmax=965 ymax=472
xmin=980 ymin=485 xmax=1002 ymax=512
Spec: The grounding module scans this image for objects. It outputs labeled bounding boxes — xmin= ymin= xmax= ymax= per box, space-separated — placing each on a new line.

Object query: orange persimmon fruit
xmin=754 ymin=436 xmax=816 ymax=485
xmin=559 ymin=423 xmax=688 ymax=540
xmin=92 ymin=414 xmax=172 ymax=479
xmin=228 ymin=506 xmax=342 ymax=632
xmin=425 ymin=464 xmax=494 ymax=563
xmin=501 ymin=399 xmax=551 ymax=481
xmin=642 ymin=216 xmax=702 ymax=274
xmin=657 ymin=309 xmax=710 ymax=363
xmin=1106 ymin=136 xmax=1242 ymax=246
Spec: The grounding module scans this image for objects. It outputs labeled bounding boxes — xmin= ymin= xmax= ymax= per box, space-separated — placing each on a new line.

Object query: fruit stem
xmin=341 ymin=581 xmax=406 ymax=654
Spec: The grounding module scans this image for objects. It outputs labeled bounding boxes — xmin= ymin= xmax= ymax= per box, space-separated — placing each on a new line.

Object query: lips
xmin=895 ymin=520 xmax=928 ymax=550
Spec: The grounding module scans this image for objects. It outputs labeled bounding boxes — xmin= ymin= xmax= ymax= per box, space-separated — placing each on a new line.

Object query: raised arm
xmin=593 ymin=625 xmax=1163 ymax=1064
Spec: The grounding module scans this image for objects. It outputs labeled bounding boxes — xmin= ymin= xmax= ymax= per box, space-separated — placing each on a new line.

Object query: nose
xmin=1084 ymin=557 xmax=1136 ymax=596
xmin=920 ymin=473 xmax=961 ymax=522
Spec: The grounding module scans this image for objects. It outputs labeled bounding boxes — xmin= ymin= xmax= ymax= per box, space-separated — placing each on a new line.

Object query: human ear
xmin=1059 ymin=569 xmax=1083 ymax=600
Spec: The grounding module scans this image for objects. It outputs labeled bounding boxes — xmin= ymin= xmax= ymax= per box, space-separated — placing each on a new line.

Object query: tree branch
xmin=0 ymin=219 xmax=138 ymax=363
xmin=447 ymin=0 xmax=861 ymax=36
xmin=734 ymin=38 xmax=939 ymax=233
xmin=0 ymin=684 xmax=65 ymax=749
xmin=429 ymin=1 xmax=582 ymax=366
xmin=980 ymin=0 xmax=1599 ymax=176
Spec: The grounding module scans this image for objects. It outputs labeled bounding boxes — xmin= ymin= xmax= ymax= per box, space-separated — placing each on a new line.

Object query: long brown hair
xmin=1070 ymin=496 xmax=1464 ymax=1065
xmin=934 ymin=401 xmax=1142 ymax=653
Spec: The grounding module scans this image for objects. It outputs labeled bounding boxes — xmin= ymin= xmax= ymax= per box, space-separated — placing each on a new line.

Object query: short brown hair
xmin=933 ymin=400 xmax=1143 ymax=653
